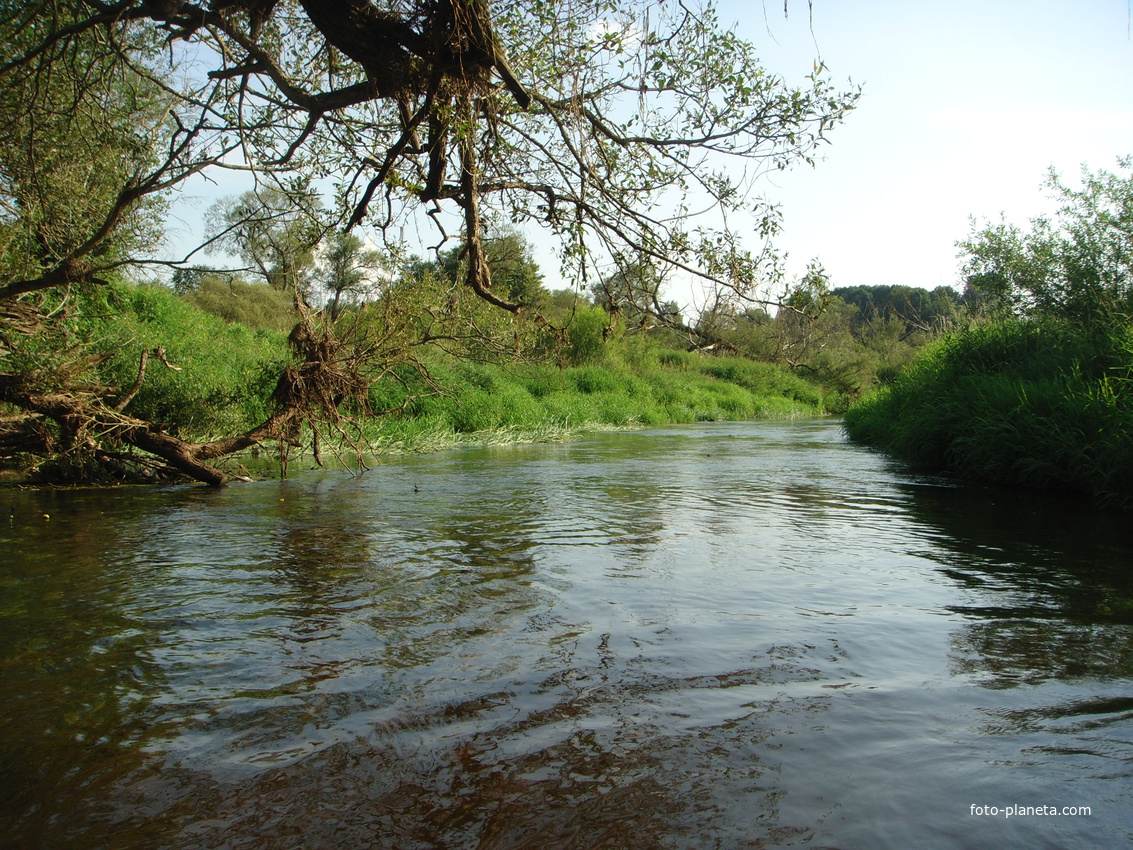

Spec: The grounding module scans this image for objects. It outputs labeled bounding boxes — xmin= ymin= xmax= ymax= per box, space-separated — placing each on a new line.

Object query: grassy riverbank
xmin=1 ymin=283 xmax=829 ymax=481
xmin=116 ymin=287 xmax=826 ymax=443
xmin=844 ymin=319 xmax=1133 ymax=508
xmin=362 ymin=351 xmax=826 ymax=453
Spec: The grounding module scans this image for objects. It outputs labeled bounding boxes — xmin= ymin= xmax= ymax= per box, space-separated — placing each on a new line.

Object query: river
xmin=2 ymin=419 xmax=1132 ymax=848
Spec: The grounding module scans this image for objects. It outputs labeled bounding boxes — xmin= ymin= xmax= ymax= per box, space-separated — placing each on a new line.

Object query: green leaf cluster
xmin=960 ymin=158 xmax=1133 ymax=322
xmin=0 ymin=4 xmax=171 ymax=284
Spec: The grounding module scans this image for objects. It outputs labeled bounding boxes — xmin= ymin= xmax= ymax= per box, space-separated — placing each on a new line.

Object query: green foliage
xmin=363 ymin=345 xmax=826 ymax=448
xmin=539 ymin=288 xmax=592 ymax=318
xmin=2 ymin=0 xmax=864 ymax=485
xmin=89 ymin=284 xmax=290 ymax=439
xmin=566 ymin=304 xmax=608 ymax=364
xmin=845 ymin=319 xmax=1133 ymax=507
xmin=960 ymin=159 xmax=1133 ymax=322
xmin=690 ymin=263 xmax=957 ymax=409
xmin=591 ymin=259 xmax=680 ymax=330
xmin=833 ymin=284 xmax=964 ymax=335
xmin=181 ymin=274 xmax=297 ymax=331
xmin=407 ymin=230 xmax=546 ymax=305
xmin=0 ymin=8 xmax=170 ymax=284
xmin=569 ymin=366 xmax=619 ymax=395
xmin=657 ymin=349 xmax=698 ymax=371
xmin=849 ymin=160 xmax=1133 ymax=505
xmin=389 ymin=258 xmax=542 ymax=362
xmin=698 ymin=357 xmax=824 ymax=408
xmin=321 ymin=231 xmax=386 ymax=318
xmin=206 ymin=187 xmax=325 ymax=296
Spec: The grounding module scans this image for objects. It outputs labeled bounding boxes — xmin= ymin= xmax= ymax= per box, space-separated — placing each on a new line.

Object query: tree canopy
xmin=407 ymin=229 xmax=545 ymax=305
xmin=1 ymin=0 xmax=856 ymax=303
xmin=0 ymin=0 xmax=859 ymax=484
xmin=960 ymin=158 xmax=1133 ymax=322
xmin=832 ymin=284 xmax=964 ymax=336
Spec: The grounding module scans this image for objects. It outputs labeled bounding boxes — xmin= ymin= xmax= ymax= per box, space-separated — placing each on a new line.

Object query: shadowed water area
xmin=2 ymin=419 xmax=1132 ymax=848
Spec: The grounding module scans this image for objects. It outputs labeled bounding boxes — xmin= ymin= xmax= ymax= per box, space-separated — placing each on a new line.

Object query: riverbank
xmin=844 ymin=318 xmax=1133 ymax=509
xmin=359 ymin=352 xmax=826 ymax=454
xmin=188 ymin=354 xmax=829 ymax=480
xmin=1 ymin=284 xmax=832 ymax=484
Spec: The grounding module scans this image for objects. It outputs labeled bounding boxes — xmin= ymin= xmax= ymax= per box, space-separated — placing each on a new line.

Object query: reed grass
xmin=844 ymin=319 xmax=1133 ymax=507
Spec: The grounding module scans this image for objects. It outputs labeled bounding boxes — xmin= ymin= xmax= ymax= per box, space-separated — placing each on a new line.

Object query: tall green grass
xmin=364 ymin=351 xmax=826 ymax=450
xmin=85 ymin=283 xmax=289 ymax=439
xmin=77 ymin=285 xmax=829 ymax=462
xmin=844 ymin=319 xmax=1133 ymax=507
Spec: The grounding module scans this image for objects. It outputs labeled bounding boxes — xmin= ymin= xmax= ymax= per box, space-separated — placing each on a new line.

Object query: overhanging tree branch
xmin=1 ymin=0 xmax=857 ymax=484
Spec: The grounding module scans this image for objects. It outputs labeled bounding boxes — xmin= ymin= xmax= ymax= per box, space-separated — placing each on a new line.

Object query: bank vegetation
xmin=846 ymin=160 xmax=1133 ymax=509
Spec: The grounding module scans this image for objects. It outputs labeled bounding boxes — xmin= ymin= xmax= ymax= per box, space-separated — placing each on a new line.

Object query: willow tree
xmin=0 ymin=0 xmax=857 ymax=484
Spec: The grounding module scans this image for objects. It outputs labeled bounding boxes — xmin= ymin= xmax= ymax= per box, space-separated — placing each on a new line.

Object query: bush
xmin=699 ymin=356 xmax=825 ymax=409
xmin=566 ymin=305 xmax=607 ymax=364
xmin=845 ymin=319 xmax=1133 ymax=507
xmin=182 ymin=276 xmax=297 ymax=331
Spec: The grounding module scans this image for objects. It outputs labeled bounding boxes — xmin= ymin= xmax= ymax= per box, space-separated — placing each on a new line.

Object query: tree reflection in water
xmin=3 ymin=423 xmax=1132 ymax=848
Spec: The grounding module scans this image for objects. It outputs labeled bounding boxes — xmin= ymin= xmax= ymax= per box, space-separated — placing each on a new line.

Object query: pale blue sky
xmin=165 ymin=1 xmax=1133 ymax=302
xmin=725 ymin=0 xmax=1133 ymax=291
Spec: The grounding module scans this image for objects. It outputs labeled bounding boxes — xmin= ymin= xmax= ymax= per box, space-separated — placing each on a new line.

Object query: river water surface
xmin=2 ymin=419 xmax=1132 ymax=848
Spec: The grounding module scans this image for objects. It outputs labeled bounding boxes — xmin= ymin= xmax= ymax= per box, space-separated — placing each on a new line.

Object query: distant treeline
xmin=832 ymin=285 xmax=965 ymax=336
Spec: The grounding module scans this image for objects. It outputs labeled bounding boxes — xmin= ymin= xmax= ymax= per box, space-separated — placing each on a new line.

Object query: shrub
xmin=182 ymin=276 xmax=296 ymax=331
xmin=566 ymin=305 xmax=607 ymax=364
xmin=845 ymin=318 xmax=1133 ymax=507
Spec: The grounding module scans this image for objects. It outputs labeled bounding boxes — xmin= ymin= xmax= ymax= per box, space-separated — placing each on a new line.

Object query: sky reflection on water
xmin=2 ymin=420 xmax=1131 ymax=848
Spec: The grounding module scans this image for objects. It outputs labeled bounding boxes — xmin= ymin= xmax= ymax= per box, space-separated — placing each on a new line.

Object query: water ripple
xmin=2 ymin=420 xmax=1132 ymax=848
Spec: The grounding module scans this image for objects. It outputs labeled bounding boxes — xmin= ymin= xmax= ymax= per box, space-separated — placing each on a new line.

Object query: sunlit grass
xmin=362 ymin=351 xmax=826 ymax=453
xmin=845 ymin=319 xmax=1133 ymax=507
xmin=83 ymin=285 xmax=832 ymax=470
